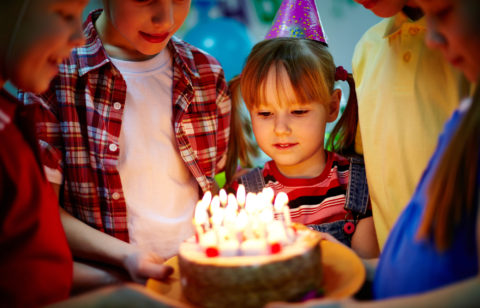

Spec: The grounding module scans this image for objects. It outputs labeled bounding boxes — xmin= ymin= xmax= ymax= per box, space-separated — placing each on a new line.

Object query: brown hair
xmin=417 ymin=82 xmax=480 ymax=250
xmin=416 ymin=0 xmax=480 ymax=251
xmin=226 ymin=37 xmax=360 ymax=183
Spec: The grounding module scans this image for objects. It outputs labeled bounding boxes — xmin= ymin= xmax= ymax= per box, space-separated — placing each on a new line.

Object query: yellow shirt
xmin=352 ymin=13 xmax=467 ymax=249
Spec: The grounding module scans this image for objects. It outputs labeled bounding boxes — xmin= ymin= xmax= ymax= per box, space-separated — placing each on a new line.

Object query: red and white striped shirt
xmin=262 ymin=151 xmax=350 ymax=225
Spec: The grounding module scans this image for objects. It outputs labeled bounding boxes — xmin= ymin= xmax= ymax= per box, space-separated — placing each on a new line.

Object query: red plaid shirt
xmin=19 ymin=10 xmax=231 ymax=242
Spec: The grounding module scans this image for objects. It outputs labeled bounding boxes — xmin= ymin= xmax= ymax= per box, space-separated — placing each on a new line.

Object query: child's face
xmin=249 ymin=65 xmax=340 ymax=178
xmin=354 ymin=0 xmax=410 ymax=17
xmin=100 ymin=0 xmax=191 ymax=60
xmin=419 ymin=0 xmax=480 ymax=82
xmin=5 ymin=0 xmax=87 ymax=93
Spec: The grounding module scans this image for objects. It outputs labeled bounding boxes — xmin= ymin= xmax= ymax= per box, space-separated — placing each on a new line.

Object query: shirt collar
xmin=76 ymin=9 xmax=111 ymax=77
xmin=168 ymin=36 xmax=201 ymax=80
xmin=383 ymin=11 xmax=426 ymax=39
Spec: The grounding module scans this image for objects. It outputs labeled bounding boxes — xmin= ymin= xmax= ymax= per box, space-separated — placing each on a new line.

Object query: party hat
xmin=265 ymin=0 xmax=327 ymax=45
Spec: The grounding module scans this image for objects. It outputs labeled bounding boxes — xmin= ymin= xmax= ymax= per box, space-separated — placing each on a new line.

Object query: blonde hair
xmin=226 ymin=38 xmax=359 ymax=183
xmin=239 ymin=38 xmax=335 ymax=111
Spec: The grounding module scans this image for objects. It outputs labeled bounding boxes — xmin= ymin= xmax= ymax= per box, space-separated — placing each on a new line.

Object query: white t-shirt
xmin=111 ymin=50 xmax=198 ymax=259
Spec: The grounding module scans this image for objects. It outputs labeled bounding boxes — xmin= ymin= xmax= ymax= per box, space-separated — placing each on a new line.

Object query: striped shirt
xmin=19 ymin=10 xmax=231 ymax=242
xmin=260 ymin=151 xmax=350 ymax=225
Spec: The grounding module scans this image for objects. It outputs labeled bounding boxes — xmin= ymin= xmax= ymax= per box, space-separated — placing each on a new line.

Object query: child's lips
xmin=139 ymin=31 xmax=169 ymax=43
xmin=274 ymin=143 xmax=298 ymax=149
xmin=448 ymin=56 xmax=463 ymax=67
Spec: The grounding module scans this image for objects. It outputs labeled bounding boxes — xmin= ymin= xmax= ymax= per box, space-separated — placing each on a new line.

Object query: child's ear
xmin=327 ymin=89 xmax=341 ymax=122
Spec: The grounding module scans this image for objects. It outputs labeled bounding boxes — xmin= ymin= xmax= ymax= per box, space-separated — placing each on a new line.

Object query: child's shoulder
xmin=329 ymin=151 xmax=351 ymax=167
xmin=169 ymin=36 xmax=224 ymax=77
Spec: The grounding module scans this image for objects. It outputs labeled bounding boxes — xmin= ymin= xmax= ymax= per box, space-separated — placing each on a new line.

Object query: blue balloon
xmin=183 ymin=17 xmax=253 ymax=81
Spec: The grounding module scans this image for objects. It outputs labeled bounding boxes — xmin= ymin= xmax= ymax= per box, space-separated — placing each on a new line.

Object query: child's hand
xmin=123 ymin=250 xmax=173 ymax=284
xmin=318 ymin=232 xmax=344 ymax=246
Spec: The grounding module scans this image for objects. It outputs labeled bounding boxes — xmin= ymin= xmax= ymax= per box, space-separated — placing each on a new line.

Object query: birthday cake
xmin=178 ymin=187 xmax=323 ymax=308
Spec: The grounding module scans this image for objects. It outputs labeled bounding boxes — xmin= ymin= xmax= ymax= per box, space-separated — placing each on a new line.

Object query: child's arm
xmin=19 ymin=91 xmax=173 ymax=289
xmin=59 ymin=208 xmax=173 ymax=288
xmin=351 ymin=216 xmax=380 ymax=259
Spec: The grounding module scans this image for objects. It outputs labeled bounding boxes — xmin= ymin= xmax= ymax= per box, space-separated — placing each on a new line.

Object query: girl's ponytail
xmin=225 ymin=76 xmax=259 ymax=185
xmin=326 ymin=71 xmax=358 ymax=156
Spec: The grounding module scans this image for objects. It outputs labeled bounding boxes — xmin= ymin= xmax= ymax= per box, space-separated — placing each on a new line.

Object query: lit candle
xmin=210 ymin=195 xmax=221 ymax=215
xmin=202 ymin=191 xmax=212 ymax=208
xmin=274 ymin=192 xmax=292 ymax=226
xmin=235 ymin=209 xmax=248 ymax=243
xmin=194 ymin=201 xmax=209 ymax=243
xmin=262 ymin=187 xmax=275 ymax=205
xmin=236 ymin=184 xmax=246 ymax=208
xmin=219 ymin=188 xmax=228 ymax=207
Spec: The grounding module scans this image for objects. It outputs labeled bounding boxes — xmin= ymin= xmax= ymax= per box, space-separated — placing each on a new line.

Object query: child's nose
xmin=151 ymin=0 xmax=175 ymax=29
xmin=425 ymin=19 xmax=447 ymax=51
xmin=274 ymin=116 xmax=292 ymax=136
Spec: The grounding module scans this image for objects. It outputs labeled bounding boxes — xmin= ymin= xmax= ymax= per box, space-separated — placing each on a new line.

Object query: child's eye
xmin=257 ymin=111 xmax=272 ymax=117
xmin=432 ymin=6 xmax=453 ymax=21
xmin=291 ymin=110 xmax=309 ymax=115
xmin=56 ymin=10 xmax=75 ymax=22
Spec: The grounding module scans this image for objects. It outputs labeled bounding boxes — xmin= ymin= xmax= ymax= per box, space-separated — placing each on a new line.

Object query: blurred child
xmin=0 ymin=0 xmax=87 ymax=305
xmin=352 ymin=0 xmax=469 ymax=249
xmin=19 ymin=0 xmax=231 ymax=290
xmin=227 ymin=1 xmax=378 ymax=258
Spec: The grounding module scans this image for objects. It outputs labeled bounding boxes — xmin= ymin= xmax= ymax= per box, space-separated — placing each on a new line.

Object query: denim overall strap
xmin=239 ymin=167 xmax=265 ymax=193
xmin=345 ymin=156 xmax=369 ymax=214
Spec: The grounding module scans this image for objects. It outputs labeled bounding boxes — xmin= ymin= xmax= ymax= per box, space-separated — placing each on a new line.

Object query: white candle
xmin=241 ymin=238 xmax=267 ymax=256
xmin=210 ymin=195 xmax=221 ymax=215
xmin=194 ymin=201 xmax=209 ymax=242
xmin=283 ymin=205 xmax=292 ymax=227
xmin=227 ymin=193 xmax=238 ymax=213
xmin=267 ymin=220 xmax=288 ymax=245
xmin=219 ymin=238 xmax=240 ymax=257
xmin=200 ymin=229 xmax=218 ymax=249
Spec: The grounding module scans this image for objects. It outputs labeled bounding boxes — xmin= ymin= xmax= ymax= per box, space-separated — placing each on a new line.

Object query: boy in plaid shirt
xmin=20 ymin=0 xmax=231 ymax=291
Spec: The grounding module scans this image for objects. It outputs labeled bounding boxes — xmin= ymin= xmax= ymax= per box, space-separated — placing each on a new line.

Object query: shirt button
xmin=409 ymin=27 xmax=419 ymax=36
xmin=113 ymin=102 xmax=122 ymax=110
xmin=403 ymin=51 xmax=412 ymax=63
xmin=112 ymin=192 xmax=121 ymax=200
xmin=109 ymin=143 xmax=118 ymax=152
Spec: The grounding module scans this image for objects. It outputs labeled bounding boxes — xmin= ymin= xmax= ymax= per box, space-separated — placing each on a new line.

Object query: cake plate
xmin=146 ymin=240 xmax=366 ymax=307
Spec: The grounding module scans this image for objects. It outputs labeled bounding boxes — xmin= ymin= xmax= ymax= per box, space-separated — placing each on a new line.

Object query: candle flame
xmin=210 ymin=195 xmax=221 ymax=214
xmin=236 ymin=184 xmax=246 ymax=206
xmin=202 ymin=191 xmax=212 ymax=208
xmin=274 ymin=192 xmax=289 ymax=212
xmin=262 ymin=187 xmax=275 ymax=204
xmin=194 ymin=201 xmax=208 ymax=225
xmin=219 ymin=188 xmax=228 ymax=206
